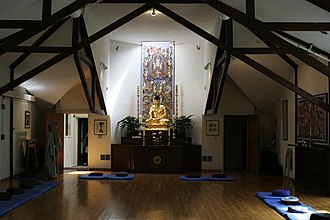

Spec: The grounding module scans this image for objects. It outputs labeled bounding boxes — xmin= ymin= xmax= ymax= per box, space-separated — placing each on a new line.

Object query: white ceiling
xmin=0 ymin=0 xmax=329 ymax=113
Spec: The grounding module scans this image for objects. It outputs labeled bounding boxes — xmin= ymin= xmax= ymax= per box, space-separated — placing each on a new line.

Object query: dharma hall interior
xmin=1 ymin=0 xmax=330 ymax=219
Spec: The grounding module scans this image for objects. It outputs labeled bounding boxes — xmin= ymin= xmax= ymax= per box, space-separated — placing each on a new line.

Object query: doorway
xmin=224 ymin=115 xmax=259 ymax=172
xmin=224 ymin=116 xmax=247 ymax=170
xmin=78 ymin=118 xmax=88 ymax=166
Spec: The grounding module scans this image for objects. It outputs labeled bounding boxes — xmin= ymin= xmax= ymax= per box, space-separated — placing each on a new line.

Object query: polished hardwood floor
xmin=1 ymin=170 xmax=330 ymax=220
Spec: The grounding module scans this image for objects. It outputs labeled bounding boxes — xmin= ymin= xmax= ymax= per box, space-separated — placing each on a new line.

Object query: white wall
xmin=108 ymin=41 xmax=141 ymax=144
xmin=88 ymin=112 xmax=111 ymax=169
xmin=0 ymin=62 xmax=10 ymax=179
xmin=12 ymin=92 xmax=40 ymax=175
xmin=202 ymin=77 xmax=256 ymax=171
xmin=274 ymin=62 xmax=328 ymax=179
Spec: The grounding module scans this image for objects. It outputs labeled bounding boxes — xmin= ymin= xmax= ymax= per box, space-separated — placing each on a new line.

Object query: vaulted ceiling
xmin=0 ymin=0 xmax=329 ymax=114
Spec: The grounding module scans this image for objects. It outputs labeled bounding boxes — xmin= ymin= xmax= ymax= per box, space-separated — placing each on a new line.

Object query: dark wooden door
xmin=44 ymin=113 xmax=64 ymax=170
xmin=247 ymin=115 xmax=259 ymax=173
xmin=224 ymin=116 xmax=247 ymax=170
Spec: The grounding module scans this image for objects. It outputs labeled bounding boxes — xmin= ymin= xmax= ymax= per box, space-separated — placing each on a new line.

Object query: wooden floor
xmin=1 ymin=170 xmax=330 ymax=220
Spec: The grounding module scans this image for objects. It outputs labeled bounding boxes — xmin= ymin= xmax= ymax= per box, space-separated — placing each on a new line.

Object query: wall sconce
xmin=151 ymin=7 xmax=157 ymax=17
xmin=100 ymin=62 xmax=108 ymax=70
xmin=204 ymin=62 xmax=211 ymax=70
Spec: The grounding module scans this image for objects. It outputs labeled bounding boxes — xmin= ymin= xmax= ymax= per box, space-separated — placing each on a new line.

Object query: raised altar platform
xmin=111 ymin=144 xmax=201 ymax=173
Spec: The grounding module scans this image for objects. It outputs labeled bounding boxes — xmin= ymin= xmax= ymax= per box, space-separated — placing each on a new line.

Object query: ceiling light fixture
xmin=71 ymin=9 xmax=82 ymax=18
xmin=219 ymin=0 xmax=230 ymax=20
xmin=151 ymin=7 xmax=157 ymax=17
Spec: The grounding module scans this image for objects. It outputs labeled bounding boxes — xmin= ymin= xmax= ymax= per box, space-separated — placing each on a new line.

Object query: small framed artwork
xmin=206 ymin=120 xmax=219 ymax=136
xmin=282 ymin=100 xmax=288 ymax=140
xmin=25 ymin=111 xmax=30 ymax=129
xmin=94 ymin=119 xmax=107 ymax=135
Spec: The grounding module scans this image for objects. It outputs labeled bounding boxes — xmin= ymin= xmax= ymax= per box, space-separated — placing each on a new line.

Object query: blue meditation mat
xmin=79 ymin=174 xmax=106 ymax=179
xmin=207 ymin=176 xmax=235 ymax=181
xmin=180 ymin=176 xmax=234 ymax=181
xmin=0 ymin=200 xmax=19 ymax=217
xmin=256 ymin=192 xmax=289 ymax=200
xmin=104 ymin=174 xmax=135 ymax=180
xmin=180 ymin=176 xmax=209 ymax=181
xmin=33 ymin=181 xmax=60 ymax=192
xmin=0 ymin=181 xmax=59 ymax=217
xmin=263 ymin=198 xmax=315 ymax=220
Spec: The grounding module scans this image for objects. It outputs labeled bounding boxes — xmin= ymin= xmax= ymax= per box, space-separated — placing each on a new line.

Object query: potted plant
xmin=118 ymin=116 xmax=140 ymax=137
xmin=169 ymin=115 xmax=194 ymax=137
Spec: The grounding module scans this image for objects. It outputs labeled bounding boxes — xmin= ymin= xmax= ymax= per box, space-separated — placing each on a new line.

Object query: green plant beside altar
xmin=169 ymin=115 xmax=194 ymax=137
xmin=118 ymin=116 xmax=140 ymax=137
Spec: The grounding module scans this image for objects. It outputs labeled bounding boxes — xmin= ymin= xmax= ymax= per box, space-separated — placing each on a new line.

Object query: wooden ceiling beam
xmin=232 ymin=48 xmax=284 ymax=54
xmin=0 ymin=20 xmax=42 ymax=28
xmin=277 ymin=31 xmax=330 ymax=58
xmin=74 ymin=53 xmax=95 ymax=113
xmin=305 ymin=0 xmax=330 ymax=13
xmin=203 ymin=0 xmax=330 ymax=77
xmin=235 ymin=53 xmax=330 ymax=112
xmin=155 ymin=3 xmax=228 ymax=50
xmin=80 ymin=17 xmax=108 ymax=114
xmin=10 ymin=18 xmax=69 ymax=69
xmin=263 ymin=22 xmax=330 ymax=31
xmin=42 ymin=0 xmax=52 ymax=21
xmin=8 ymin=46 xmax=70 ymax=53
xmin=99 ymin=0 xmax=204 ymax=3
xmin=0 ymin=3 xmax=151 ymax=96
xmin=0 ymin=0 xmax=96 ymax=56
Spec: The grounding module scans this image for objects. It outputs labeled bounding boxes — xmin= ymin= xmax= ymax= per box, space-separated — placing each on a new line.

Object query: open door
xmin=78 ymin=118 xmax=88 ymax=166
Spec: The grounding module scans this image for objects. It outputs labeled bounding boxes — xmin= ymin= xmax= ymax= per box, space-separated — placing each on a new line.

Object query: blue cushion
xmin=80 ymin=174 xmax=105 ymax=179
xmin=180 ymin=176 xmax=209 ymax=181
xmin=0 ymin=192 xmax=12 ymax=201
xmin=208 ymin=176 xmax=234 ymax=181
xmin=256 ymin=191 xmax=290 ymax=200
xmin=115 ymin=172 xmax=128 ymax=177
xmin=310 ymin=213 xmax=330 ymax=220
xmin=272 ymin=189 xmax=290 ymax=197
xmin=88 ymin=172 xmax=103 ymax=176
xmin=264 ymin=198 xmax=315 ymax=219
xmin=105 ymin=174 xmax=134 ymax=180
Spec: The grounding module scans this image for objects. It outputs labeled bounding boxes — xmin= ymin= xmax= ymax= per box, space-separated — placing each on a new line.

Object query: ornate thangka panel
xmin=141 ymin=42 xmax=175 ymax=122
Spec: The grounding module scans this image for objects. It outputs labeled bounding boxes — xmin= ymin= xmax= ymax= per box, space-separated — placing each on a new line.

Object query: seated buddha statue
xmin=145 ymin=95 xmax=169 ymax=130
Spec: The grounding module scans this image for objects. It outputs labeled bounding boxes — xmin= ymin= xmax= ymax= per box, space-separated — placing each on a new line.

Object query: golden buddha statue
xmin=145 ymin=95 xmax=169 ymax=130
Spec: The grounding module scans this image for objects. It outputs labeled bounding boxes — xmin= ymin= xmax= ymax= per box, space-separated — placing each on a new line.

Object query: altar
xmin=111 ymin=144 xmax=201 ymax=173
xmin=113 ymin=42 xmax=201 ymax=173
xmin=111 ymin=131 xmax=201 ymax=173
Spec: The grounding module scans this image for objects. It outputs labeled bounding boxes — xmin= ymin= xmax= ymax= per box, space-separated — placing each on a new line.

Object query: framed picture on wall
xmin=94 ymin=119 xmax=107 ymax=135
xmin=297 ymin=93 xmax=328 ymax=143
xmin=206 ymin=120 xmax=219 ymax=136
xmin=25 ymin=111 xmax=30 ymax=129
